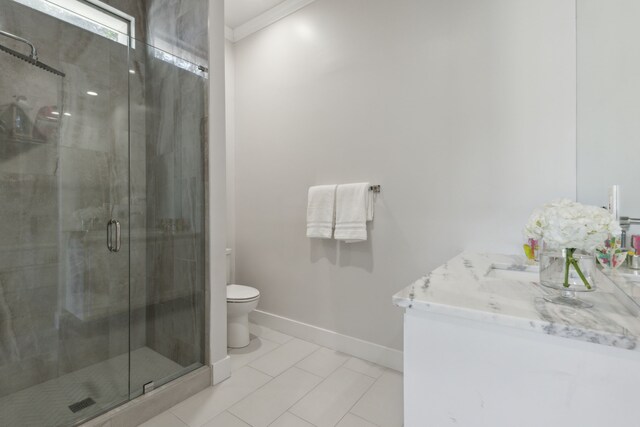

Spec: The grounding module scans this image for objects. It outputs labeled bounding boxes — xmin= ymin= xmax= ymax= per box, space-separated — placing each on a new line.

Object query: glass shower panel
xmin=0 ymin=0 xmax=131 ymax=425
xmin=128 ymin=39 xmax=206 ymax=397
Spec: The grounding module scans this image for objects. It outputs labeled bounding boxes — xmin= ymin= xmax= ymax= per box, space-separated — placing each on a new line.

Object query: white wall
xmin=577 ymin=0 xmax=640 ymax=221
xmin=231 ymin=0 xmax=577 ymax=351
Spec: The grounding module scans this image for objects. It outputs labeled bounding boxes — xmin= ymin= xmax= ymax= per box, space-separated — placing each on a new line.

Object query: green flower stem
xmin=563 ymin=248 xmax=592 ymax=290
xmin=570 ymin=258 xmax=592 ymax=290
xmin=563 ymin=249 xmax=572 ymax=288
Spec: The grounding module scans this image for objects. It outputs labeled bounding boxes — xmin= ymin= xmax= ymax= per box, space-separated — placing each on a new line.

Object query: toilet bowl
xmin=227 ymin=284 xmax=260 ymax=348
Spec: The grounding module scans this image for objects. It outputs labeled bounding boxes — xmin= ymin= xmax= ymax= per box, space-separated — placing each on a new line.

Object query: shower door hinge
xmin=143 ymin=381 xmax=155 ymax=394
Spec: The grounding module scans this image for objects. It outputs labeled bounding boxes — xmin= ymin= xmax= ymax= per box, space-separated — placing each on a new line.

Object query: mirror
xmin=577 ymin=0 xmax=640 ymax=229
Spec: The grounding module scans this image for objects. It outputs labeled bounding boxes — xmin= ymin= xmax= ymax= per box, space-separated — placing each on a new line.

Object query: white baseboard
xmin=250 ymin=310 xmax=403 ymax=372
xmin=212 ymin=355 xmax=231 ymax=385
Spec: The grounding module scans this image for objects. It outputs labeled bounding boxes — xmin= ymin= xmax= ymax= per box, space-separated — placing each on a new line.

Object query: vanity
xmin=394 ymin=253 xmax=640 ymax=427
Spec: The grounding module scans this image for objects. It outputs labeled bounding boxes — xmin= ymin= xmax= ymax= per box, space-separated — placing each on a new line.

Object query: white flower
xmin=524 ymin=199 xmax=621 ymax=252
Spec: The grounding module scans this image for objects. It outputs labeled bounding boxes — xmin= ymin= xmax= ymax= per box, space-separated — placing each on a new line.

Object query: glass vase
xmin=539 ymin=246 xmax=597 ymax=308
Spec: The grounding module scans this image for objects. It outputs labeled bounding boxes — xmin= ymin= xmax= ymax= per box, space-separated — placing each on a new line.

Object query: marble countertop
xmin=601 ymin=267 xmax=640 ymax=308
xmin=393 ymin=252 xmax=640 ymax=352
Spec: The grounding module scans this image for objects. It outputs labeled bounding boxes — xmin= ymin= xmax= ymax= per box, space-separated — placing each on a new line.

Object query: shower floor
xmin=0 ymin=347 xmax=184 ymax=427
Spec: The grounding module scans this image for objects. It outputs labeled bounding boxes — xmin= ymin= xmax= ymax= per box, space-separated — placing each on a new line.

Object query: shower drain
xmin=68 ymin=397 xmax=96 ymax=413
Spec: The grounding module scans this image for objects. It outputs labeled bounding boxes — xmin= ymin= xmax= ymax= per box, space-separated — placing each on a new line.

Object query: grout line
xmin=341 ymin=360 xmax=384 ymax=379
xmin=170 ymin=411 xmax=191 ymax=427
xmin=171 ymin=400 xmax=206 ymax=427
xmin=246 ymin=339 xmax=319 ymax=377
xmin=333 ymin=370 xmax=381 ymax=427
xmin=144 ymin=411 xmax=190 ymax=427
xmin=267 ymin=367 xmax=324 ymax=425
xmin=227 ymin=366 xmax=323 ymax=426
xmin=243 ymin=364 xmax=276 ymax=379
xmin=283 ymin=359 xmax=376 ymax=426
xmin=171 ymin=408 xmax=194 ymax=426
xmin=254 ymin=348 xmax=349 ymax=425
xmin=345 ymin=412 xmax=382 ymax=427
xmin=266 ymin=411 xmax=318 ymax=427
xmin=226 ymin=377 xmax=278 ymax=424
xmin=226 ymin=410 xmax=254 ymax=426
xmin=293 ymin=348 xmax=350 ymax=379
xmin=170 ymin=365 xmax=274 ymax=426
xmin=246 ymin=363 xmax=278 ymax=377
xmin=229 ymin=336 xmax=283 ymax=372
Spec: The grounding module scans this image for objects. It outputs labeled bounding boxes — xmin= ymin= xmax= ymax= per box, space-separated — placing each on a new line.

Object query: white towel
xmin=334 ymin=183 xmax=374 ymax=242
xmin=307 ymin=185 xmax=337 ymax=239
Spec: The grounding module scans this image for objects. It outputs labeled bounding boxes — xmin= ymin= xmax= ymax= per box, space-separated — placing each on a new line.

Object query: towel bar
xmin=369 ymin=185 xmax=381 ymax=193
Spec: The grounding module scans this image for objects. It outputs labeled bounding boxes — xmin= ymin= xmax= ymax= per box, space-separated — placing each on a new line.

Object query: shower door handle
xmin=107 ymin=219 xmax=121 ymax=253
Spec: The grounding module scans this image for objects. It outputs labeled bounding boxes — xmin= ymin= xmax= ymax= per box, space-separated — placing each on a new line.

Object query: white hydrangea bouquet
xmin=525 ymin=199 xmax=620 ymax=294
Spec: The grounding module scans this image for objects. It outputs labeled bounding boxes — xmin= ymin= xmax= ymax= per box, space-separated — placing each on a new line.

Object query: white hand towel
xmin=334 ymin=183 xmax=373 ymax=242
xmin=307 ymin=185 xmax=337 ymax=239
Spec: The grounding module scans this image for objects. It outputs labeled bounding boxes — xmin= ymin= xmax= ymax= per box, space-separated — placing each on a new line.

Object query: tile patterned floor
xmin=141 ymin=324 xmax=404 ymax=427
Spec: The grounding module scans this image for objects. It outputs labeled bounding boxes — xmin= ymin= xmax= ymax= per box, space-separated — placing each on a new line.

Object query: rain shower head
xmin=0 ymin=30 xmax=65 ymax=77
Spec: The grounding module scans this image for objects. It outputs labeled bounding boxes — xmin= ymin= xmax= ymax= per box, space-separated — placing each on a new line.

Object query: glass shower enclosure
xmin=0 ymin=0 xmax=206 ymax=425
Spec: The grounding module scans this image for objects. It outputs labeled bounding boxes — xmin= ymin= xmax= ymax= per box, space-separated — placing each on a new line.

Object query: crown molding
xmin=225 ymin=25 xmax=234 ymax=42
xmin=226 ymin=0 xmax=318 ymax=43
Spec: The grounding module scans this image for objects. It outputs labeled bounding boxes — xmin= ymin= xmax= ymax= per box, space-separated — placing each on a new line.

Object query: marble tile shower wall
xmin=132 ymin=0 xmax=208 ymax=370
xmin=0 ymin=0 xmax=208 ymax=398
xmin=145 ymin=0 xmax=209 ymax=67
xmin=0 ymin=1 xmax=59 ymax=396
xmin=142 ymin=48 xmax=206 ymax=368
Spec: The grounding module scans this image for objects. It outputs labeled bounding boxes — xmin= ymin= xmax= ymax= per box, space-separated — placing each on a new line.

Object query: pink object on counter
xmin=632 ymin=235 xmax=640 ymax=251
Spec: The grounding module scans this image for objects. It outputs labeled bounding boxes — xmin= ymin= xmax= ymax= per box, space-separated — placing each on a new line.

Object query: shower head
xmin=0 ymin=30 xmax=65 ymax=77
xmin=0 ymin=43 xmax=65 ymax=77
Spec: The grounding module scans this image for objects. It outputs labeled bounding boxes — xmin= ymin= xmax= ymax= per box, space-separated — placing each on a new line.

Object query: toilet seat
xmin=227 ymin=284 xmax=260 ymax=302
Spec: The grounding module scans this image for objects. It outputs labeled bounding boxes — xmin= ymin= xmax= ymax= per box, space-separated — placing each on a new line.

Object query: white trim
xmin=250 ymin=310 xmax=403 ymax=372
xmin=228 ymin=0 xmax=319 ymax=43
xmin=225 ymin=25 xmax=235 ymax=42
xmin=84 ymin=0 xmax=136 ymax=47
xmin=211 ymin=355 xmax=231 ymax=385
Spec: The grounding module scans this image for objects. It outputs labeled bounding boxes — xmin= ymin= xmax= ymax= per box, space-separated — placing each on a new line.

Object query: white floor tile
xmin=249 ymin=323 xmax=293 ymax=344
xmin=171 ymin=366 xmax=271 ymax=427
xmin=229 ymin=337 xmax=280 ymax=372
xmin=343 ymin=358 xmax=385 ymax=379
xmin=336 ymin=414 xmax=379 ymax=427
xmin=139 ymin=411 xmax=188 ymax=427
xmin=269 ymin=411 xmax=315 ymax=427
xmin=296 ymin=347 xmax=350 ymax=378
xmin=249 ymin=338 xmax=319 ymax=377
xmin=201 ymin=411 xmax=252 ymax=427
xmin=229 ymin=367 xmax=322 ymax=427
xmin=290 ymin=367 xmax=375 ymax=427
xmin=351 ymin=370 xmax=403 ymax=427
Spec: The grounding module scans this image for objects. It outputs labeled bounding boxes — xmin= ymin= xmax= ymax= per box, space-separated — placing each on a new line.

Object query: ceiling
xmin=225 ymin=0 xmax=289 ymax=29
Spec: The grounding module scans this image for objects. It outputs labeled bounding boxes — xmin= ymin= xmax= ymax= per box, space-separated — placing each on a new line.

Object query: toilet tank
xmin=226 ymin=248 xmax=232 ymax=284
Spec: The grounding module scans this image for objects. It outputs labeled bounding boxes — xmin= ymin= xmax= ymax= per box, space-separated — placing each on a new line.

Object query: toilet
xmin=226 ymin=249 xmax=260 ymax=348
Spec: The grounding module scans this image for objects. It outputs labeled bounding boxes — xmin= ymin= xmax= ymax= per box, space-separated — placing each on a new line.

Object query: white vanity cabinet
xmin=394 ymin=253 xmax=640 ymax=427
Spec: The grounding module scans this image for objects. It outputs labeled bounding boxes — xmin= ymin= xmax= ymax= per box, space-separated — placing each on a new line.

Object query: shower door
xmin=0 ymin=0 xmax=132 ymax=425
